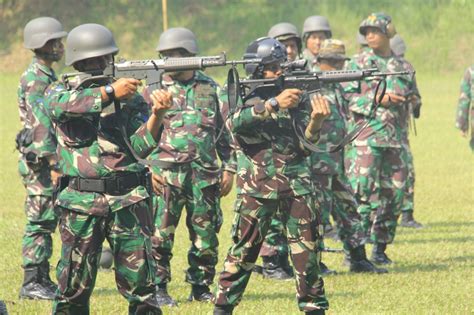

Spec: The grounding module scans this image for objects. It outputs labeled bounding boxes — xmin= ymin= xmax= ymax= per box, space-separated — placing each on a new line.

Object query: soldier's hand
xmin=380 ymin=93 xmax=405 ymax=107
xmin=50 ymin=169 xmax=61 ymax=186
xmin=220 ymin=171 xmax=234 ymax=197
xmin=150 ymin=90 xmax=173 ymax=115
xmin=152 ymin=173 xmax=166 ymax=195
xmin=461 ymin=130 xmax=468 ymax=138
xmin=111 ymin=78 xmax=142 ymax=100
xmin=310 ymin=93 xmax=331 ymax=122
xmin=275 ymin=89 xmax=303 ymax=109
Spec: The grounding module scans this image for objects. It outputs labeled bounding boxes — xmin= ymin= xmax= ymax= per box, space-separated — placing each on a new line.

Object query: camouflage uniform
xmin=143 ymin=71 xmax=235 ymax=287
xmin=17 ymin=57 xmax=59 ymax=270
xmin=46 ymin=75 xmax=161 ymax=314
xmin=345 ymin=40 xmax=416 ymax=245
xmin=214 ymin=92 xmax=328 ymax=312
xmin=455 ymin=65 xmax=474 ymax=150
xmin=309 ymin=82 xmax=367 ymax=251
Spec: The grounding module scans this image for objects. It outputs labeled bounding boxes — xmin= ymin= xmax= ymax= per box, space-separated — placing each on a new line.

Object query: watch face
xmin=105 ymin=85 xmax=114 ymax=94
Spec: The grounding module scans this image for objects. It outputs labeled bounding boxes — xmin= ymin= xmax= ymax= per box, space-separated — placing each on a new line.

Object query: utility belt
xmin=67 ymin=171 xmax=150 ymax=195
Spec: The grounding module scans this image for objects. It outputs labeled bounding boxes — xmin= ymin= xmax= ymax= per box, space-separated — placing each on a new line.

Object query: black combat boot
xmin=371 ymin=243 xmax=393 ymax=265
xmin=349 ymin=246 xmax=388 ymax=273
xmin=305 ymin=309 xmax=326 ymax=315
xmin=319 ymin=261 xmax=337 ymax=276
xmin=400 ymin=212 xmax=423 ymax=229
xmin=38 ymin=261 xmax=58 ymax=293
xmin=19 ymin=266 xmax=56 ymax=300
xmin=0 ymin=300 xmax=8 ymax=315
xmin=155 ymin=283 xmax=178 ymax=307
xmin=188 ymin=284 xmax=213 ymax=302
xmin=262 ymin=255 xmax=293 ymax=280
xmin=213 ymin=305 xmax=234 ymax=315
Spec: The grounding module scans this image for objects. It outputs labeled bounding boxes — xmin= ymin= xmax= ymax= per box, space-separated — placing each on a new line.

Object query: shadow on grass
xmin=390 ymin=262 xmax=449 ymax=273
xmin=395 ymin=236 xmax=474 ymax=244
xmin=245 ymin=290 xmax=360 ymax=301
xmin=398 ymin=221 xmax=474 ymax=235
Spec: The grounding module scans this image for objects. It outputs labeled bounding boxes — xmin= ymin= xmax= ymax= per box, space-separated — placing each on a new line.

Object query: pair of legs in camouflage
xmin=152 ymin=181 xmax=222 ymax=287
xmin=214 ymin=194 xmax=328 ymax=313
xmin=348 ymin=146 xmax=407 ymax=244
xmin=312 ymin=173 xmax=367 ymax=251
xmin=18 ymin=157 xmax=58 ymax=269
xmin=53 ymin=201 xmax=160 ymax=315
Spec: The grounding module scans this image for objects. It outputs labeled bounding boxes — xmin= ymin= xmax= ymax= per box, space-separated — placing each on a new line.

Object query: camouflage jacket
xmin=308 ymin=83 xmax=348 ymax=175
xmin=345 ymin=48 xmax=418 ymax=147
xmin=45 ymin=75 xmax=158 ymax=215
xmin=455 ymin=65 xmax=473 ymax=134
xmin=143 ymin=71 xmax=235 ymax=189
xmin=226 ymin=91 xmax=317 ymax=199
xmin=17 ymin=57 xmax=57 ymax=159
xmin=302 ymin=48 xmax=318 ymax=71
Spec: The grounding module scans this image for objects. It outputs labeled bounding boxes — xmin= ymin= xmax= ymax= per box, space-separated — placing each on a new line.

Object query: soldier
xmin=301 ymin=15 xmax=332 ymax=70
xmin=213 ymin=37 xmax=330 ymax=315
xmin=45 ymin=23 xmax=170 ymax=314
xmin=390 ymin=34 xmax=424 ymax=229
xmin=268 ymin=22 xmax=302 ymax=62
xmin=16 ymin=17 xmax=67 ymax=300
xmin=143 ymin=27 xmax=235 ymax=306
xmin=455 ymin=65 xmax=474 ymax=150
xmin=345 ymin=13 xmax=417 ymax=265
xmin=312 ymin=39 xmax=387 ymax=273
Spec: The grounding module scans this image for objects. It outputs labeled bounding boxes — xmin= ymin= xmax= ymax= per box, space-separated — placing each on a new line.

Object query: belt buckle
xmin=80 ymin=178 xmax=105 ymax=192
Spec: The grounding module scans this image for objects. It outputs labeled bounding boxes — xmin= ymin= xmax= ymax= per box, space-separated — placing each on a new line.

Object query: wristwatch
xmin=104 ymin=84 xmax=115 ymax=101
xmin=253 ymin=101 xmax=266 ymax=114
xmin=268 ymin=97 xmax=279 ymax=112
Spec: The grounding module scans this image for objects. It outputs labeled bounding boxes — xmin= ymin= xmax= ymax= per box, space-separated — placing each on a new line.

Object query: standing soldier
xmin=390 ymin=34 xmax=424 ymax=228
xmin=213 ymin=37 xmax=330 ymax=315
xmin=455 ymin=65 xmax=474 ymax=150
xmin=312 ymin=39 xmax=387 ymax=273
xmin=345 ymin=13 xmax=416 ymax=265
xmin=16 ymin=17 xmax=67 ymax=300
xmin=301 ymin=15 xmax=332 ymax=70
xmin=144 ymin=27 xmax=235 ymax=306
xmin=45 ymin=23 xmax=170 ymax=314
xmin=268 ymin=22 xmax=302 ymax=62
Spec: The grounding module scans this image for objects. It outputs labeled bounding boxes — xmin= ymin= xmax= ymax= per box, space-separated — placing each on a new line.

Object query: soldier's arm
xmin=455 ymin=67 xmax=472 ymax=133
xmin=343 ymin=59 xmax=376 ymax=116
xmin=216 ymin=86 xmax=237 ymax=173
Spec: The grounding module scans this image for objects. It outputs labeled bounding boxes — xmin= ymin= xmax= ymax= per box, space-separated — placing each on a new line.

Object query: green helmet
xmin=390 ymin=34 xmax=406 ymax=56
xmin=268 ymin=22 xmax=302 ymax=53
xmin=65 ymin=23 xmax=119 ymax=66
xmin=156 ymin=27 xmax=198 ymax=55
xmin=359 ymin=12 xmax=397 ymax=38
xmin=302 ymin=15 xmax=332 ymax=42
xmin=23 ymin=17 xmax=67 ymax=49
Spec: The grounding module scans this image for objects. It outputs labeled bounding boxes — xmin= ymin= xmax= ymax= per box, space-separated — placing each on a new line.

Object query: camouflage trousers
xmin=348 ymin=146 xmax=407 ymax=244
xmin=401 ymin=142 xmax=415 ymax=214
xmin=152 ymin=182 xmax=222 ymax=286
xmin=258 ymin=212 xmax=288 ymax=258
xmin=214 ymin=194 xmax=328 ymax=312
xmin=18 ymin=156 xmax=58 ymax=268
xmin=313 ymin=173 xmax=367 ymax=251
xmin=52 ymin=201 xmax=161 ymax=315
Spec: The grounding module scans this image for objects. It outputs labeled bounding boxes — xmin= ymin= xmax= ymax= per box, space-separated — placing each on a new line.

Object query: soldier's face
xmin=79 ymin=54 xmax=113 ymax=72
xmin=262 ymin=62 xmax=282 ymax=79
xmin=306 ymin=31 xmax=328 ymax=55
xmin=365 ymin=27 xmax=390 ymax=51
xmin=280 ymin=38 xmax=299 ymax=62
xmin=319 ymin=59 xmax=345 ymax=71
xmin=38 ymin=38 xmax=64 ymax=61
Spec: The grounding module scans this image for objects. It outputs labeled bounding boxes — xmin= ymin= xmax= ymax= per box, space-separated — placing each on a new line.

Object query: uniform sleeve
xmin=455 ymin=67 xmax=472 ymax=132
xmin=344 ymin=59 xmax=376 ymax=117
xmin=128 ymin=95 xmax=159 ymax=158
xmin=216 ymin=85 xmax=236 ymax=173
xmin=46 ymin=84 xmax=103 ymax=121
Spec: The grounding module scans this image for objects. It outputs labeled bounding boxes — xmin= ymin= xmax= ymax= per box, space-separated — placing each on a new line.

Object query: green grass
xmin=0 ymin=70 xmax=473 ymax=314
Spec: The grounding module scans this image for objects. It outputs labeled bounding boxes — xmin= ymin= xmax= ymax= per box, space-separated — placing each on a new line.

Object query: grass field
xmin=0 ymin=70 xmax=473 ymax=315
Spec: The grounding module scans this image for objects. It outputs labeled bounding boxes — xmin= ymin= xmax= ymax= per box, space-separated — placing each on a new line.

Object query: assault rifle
xmin=62 ymin=52 xmax=262 ymax=90
xmin=226 ymin=62 xmax=414 ymax=153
